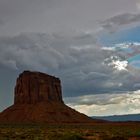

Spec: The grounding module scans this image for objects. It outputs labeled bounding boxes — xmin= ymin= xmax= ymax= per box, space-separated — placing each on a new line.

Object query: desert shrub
xmin=101 ymin=136 xmax=127 ymax=140
xmin=54 ymin=134 xmax=85 ymax=140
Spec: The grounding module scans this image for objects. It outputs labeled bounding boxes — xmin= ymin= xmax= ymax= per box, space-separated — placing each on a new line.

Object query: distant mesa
xmin=0 ymin=71 xmax=101 ymax=124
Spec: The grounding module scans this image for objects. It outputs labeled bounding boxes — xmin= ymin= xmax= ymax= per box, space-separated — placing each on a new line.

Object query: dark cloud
xmin=0 ymin=32 xmax=140 ymax=99
xmin=0 ymin=67 xmax=17 ymax=112
xmin=101 ymin=13 xmax=140 ymax=32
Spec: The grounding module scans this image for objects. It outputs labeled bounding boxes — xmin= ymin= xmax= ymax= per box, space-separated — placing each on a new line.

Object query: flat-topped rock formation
xmin=0 ymin=71 xmax=102 ymax=124
xmin=14 ymin=71 xmax=63 ymax=104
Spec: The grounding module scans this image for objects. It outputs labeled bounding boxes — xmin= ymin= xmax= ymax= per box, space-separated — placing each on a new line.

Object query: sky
xmin=0 ymin=0 xmax=140 ymax=116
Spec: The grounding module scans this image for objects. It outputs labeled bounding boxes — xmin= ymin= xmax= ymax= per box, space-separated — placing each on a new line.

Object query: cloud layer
xmin=65 ymin=90 xmax=140 ymax=116
xmin=101 ymin=13 xmax=140 ymax=32
xmin=0 ymin=0 xmax=137 ymax=36
xmin=0 ymin=33 xmax=140 ymax=98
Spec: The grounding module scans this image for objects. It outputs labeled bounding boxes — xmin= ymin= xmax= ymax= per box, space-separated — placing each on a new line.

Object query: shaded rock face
xmin=14 ymin=71 xmax=63 ymax=104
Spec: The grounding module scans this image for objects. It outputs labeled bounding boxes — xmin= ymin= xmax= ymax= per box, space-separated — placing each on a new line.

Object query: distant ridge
xmin=93 ymin=114 xmax=140 ymax=121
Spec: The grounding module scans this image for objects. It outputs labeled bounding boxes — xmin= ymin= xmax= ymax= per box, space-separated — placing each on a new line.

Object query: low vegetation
xmin=0 ymin=124 xmax=140 ymax=140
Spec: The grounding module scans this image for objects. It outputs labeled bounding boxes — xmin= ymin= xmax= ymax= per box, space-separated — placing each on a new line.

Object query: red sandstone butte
xmin=0 ymin=71 xmax=100 ymax=124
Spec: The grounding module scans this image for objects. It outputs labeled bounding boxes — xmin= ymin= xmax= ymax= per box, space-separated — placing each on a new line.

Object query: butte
xmin=0 ymin=71 xmax=102 ymax=124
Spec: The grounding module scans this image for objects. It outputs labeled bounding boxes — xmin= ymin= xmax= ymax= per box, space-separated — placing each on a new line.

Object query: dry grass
xmin=0 ymin=123 xmax=140 ymax=140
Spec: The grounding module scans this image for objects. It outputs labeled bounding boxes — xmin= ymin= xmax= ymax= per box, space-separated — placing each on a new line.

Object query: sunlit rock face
xmin=14 ymin=71 xmax=63 ymax=104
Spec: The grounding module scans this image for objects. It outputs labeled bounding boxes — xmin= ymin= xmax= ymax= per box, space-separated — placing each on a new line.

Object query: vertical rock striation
xmin=14 ymin=71 xmax=63 ymax=104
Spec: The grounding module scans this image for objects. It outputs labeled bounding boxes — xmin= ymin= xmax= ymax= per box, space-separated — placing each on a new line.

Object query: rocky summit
xmin=14 ymin=71 xmax=63 ymax=104
xmin=0 ymin=71 xmax=101 ymax=124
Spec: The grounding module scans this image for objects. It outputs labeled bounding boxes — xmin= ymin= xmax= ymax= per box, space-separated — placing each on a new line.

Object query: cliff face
xmin=14 ymin=71 xmax=63 ymax=104
xmin=0 ymin=71 xmax=100 ymax=124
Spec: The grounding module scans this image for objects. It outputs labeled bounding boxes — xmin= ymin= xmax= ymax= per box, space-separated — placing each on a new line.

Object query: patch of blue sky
xmin=129 ymin=61 xmax=140 ymax=68
xmin=98 ymin=25 xmax=140 ymax=46
xmin=128 ymin=54 xmax=140 ymax=62
xmin=115 ymin=46 xmax=133 ymax=53
xmin=127 ymin=54 xmax=140 ymax=68
xmin=98 ymin=25 xmax=140 ymax=69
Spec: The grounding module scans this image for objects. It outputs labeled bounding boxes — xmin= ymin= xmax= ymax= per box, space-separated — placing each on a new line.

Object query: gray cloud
xmin=101 ymin=13 xmax=140 ymax=32
xmin=0 ymin=19 xmax=4 ymax=25
xmin=0 ymin=0 xmax=137 ymax=36
xmin=65 ymin=94 xmax=126 ymax=106
xmin=0 ymin=32 xmax=140 ymax=98
xmin=65 ymin=91 xmax=140 ymax=116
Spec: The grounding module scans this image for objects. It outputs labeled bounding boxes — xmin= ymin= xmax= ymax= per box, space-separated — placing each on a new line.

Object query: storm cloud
xmin=0 ymin=0 xmax=140 ymax=115
xmin=0 ymin=32 xmax=140 ymax=98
